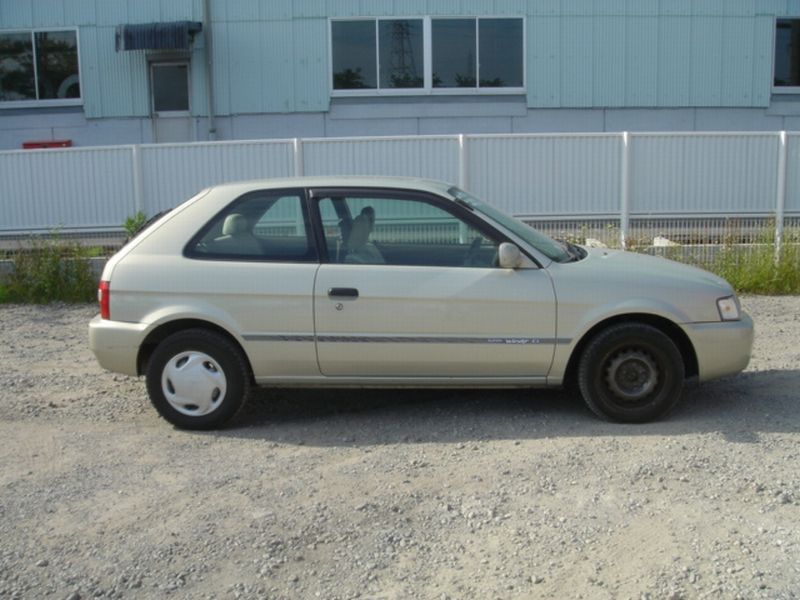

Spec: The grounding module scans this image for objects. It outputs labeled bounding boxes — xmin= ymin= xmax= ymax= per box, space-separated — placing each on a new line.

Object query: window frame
xmin=329 ymin=16 xmax=526 ymax=97
xmin=0 ymin=26 xmax=83 ymax=109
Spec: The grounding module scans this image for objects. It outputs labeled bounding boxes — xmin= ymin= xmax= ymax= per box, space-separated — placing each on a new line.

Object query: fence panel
xmin=0 ymin=146 xmax=135 ymax=233
xmin=784 ymin=134 xmax=800 ymax=214
xmin=2 ymin=132 xmax=799 ymax=237
xmin=629 ymin=133 xmax=779 ymax=215
xmin=302 ymin=136 xmax=460 ymax=182
xmin=139 ymin=140 xmax=295 ymax=214
xmin=466 ymin=134 xmax=622 ymax=217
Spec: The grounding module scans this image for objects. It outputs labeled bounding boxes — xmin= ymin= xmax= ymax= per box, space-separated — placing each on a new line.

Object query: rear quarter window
xmin=185 ymin=189 xmax=317 ymax=262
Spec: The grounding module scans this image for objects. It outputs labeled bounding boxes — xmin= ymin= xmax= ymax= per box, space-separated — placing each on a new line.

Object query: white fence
xmin=1 ymin=132 xmax=798 ymax=248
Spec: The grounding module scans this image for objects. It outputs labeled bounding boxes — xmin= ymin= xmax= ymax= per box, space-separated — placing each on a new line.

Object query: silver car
xmin=89 ymin=177 xmax=753 ymax=429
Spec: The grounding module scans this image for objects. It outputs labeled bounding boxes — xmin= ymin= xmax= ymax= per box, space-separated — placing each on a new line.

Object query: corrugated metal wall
xmin=2 ymin=0 xmax=799 ymax=120
xmin=629 ymin=133 xmax=779 ymax=214
xmin=467 ymin=134 xmax=621 ymax=216
xmin=1 ymin=132 xmax=797 ymax=234
xmin=302 ymin=137 xmax=460 ymax=181
xmin=784 ymin=134 xmax=800 ymax=213
xmin=0 ymin=146 xmax=135 ymax=231
xmin=139 ymin=140 xmax=295 ymax=213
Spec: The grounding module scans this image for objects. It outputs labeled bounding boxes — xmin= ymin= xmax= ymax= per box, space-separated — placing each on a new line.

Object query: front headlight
xmin=717 ymin=296 xmax=741 ymax=321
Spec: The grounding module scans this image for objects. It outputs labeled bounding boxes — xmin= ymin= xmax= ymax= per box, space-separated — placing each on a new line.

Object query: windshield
xmin=448 ymin=187 xmax=572 ymax=263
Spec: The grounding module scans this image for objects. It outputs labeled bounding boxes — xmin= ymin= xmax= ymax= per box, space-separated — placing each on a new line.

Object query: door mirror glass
xmin=498 ymin=242 xmax=522 ymax=269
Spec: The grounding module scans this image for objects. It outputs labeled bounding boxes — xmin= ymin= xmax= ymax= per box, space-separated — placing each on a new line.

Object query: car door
xmin=183 ymin=188 xmax=320 ymax=378
xmin=311 ymin=189 xmax=557 ymax=378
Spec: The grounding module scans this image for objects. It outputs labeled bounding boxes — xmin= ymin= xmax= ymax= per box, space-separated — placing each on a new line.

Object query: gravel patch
xmin=0 ymin=296 xmax=798 ymax=599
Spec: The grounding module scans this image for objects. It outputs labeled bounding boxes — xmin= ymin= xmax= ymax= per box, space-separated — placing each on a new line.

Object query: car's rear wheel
xmin=578 ymin=323 xmax=685 ymax=423
xmin=146 ymin=329 xmax=251 ymax=430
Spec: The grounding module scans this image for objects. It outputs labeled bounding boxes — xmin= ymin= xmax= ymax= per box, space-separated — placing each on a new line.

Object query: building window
xmin=776 ymin=19 xmax=800 ymax=90
xmin=331 ymin=20 xmax=377 ymax=89
xmin=330 ymin=17 xmax=524 ymax=95
xmin=432 ymin=19 xmax=476 ymax=87
xmin=0 ymin=29 xmax=81 ymax=106
xmin=379 ymin=19 xmax=423 ymax=89
xmin=151 ymin=62 xmax=190 ymax=115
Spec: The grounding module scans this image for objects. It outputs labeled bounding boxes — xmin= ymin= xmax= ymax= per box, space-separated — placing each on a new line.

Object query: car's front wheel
xmin=146 ymin=329 xmax=251 ymax=430
xmin=578 ymin=323 xmax=685 ymax=423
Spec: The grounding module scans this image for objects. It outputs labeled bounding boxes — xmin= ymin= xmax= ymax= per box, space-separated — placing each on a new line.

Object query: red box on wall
xmin=22 ymin=140 xmax=73 ymax=149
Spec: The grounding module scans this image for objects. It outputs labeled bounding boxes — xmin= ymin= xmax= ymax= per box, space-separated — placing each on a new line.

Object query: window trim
xmin=0 ymin=27 xmax=83 ymax=109
xmin=329 ymin=16 xmax=526 ymax=97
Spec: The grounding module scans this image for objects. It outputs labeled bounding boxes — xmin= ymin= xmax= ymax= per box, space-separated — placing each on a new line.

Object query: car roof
xmin=207 ymin=176 xmax=456 ymax=197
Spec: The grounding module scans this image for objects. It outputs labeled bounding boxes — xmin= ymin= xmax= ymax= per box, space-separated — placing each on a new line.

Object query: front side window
xmin=448 ymin=187 xmax=571 ymax=263
xmin=188 ymin=190 xmax=317 ymax=262
xmin=331 ymin=17 xmax=523 ymax=94
xmin=317 ymin=194 xmax=498 ymax=267
xmin=0 ymin=29 xmax=80 ymax=105
xmin=775 ymin=19 xmax=800 ymax=88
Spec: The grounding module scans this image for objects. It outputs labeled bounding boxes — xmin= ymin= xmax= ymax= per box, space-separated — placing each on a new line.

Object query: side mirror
xmin=498 ymin=242 xmax=523 ymax=269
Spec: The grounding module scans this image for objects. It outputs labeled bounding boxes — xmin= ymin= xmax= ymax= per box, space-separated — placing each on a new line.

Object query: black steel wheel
xmin=578 ymin=323 xmax=685 ymax=423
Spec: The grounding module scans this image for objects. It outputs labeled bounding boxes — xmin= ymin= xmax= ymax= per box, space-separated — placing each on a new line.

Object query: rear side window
xmin=186 ymin=189 xmax=317 ymax=262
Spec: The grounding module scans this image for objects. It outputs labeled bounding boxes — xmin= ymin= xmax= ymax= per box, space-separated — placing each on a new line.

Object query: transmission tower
xmin=389 ymin=21 xmax=419 ymax=86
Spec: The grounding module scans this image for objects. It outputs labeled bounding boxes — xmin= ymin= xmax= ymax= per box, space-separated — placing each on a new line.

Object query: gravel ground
xmin=0 ymin=296 xmax=798 ymax=600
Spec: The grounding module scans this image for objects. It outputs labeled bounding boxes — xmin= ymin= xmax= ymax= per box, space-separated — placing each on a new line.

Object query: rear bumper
xmin=88 ymin=315 xmax=147 ymax=376
xmin=682 ymin=312 xmax=754 ymax=382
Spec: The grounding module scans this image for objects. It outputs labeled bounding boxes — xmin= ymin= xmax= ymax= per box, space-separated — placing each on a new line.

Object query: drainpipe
xmin=203 ymin=0 xmax=217 ymax=140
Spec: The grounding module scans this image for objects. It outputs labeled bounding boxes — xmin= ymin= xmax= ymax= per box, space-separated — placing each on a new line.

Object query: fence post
xmin=293 ymin=138 xmax=304 ymax=177
xmin=620 ymin=131 xmax=630 ymax=249
xmin=776 ymin=131 xmax=787 ymax=262
xmin=131 ymin=144 xmax=144 ymax=214
xmin=458 ymin=134 xmax=468 ymax=190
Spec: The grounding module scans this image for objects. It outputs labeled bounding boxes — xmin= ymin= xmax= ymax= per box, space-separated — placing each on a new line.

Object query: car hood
xmin=584 ymin=247 xmax=731 ymax=289
xmin=546 ymin=247 xmax=735 ymax=325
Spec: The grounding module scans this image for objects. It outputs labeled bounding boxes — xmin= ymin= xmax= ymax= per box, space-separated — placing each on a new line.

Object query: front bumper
xmin=682 ymin=312 xmax=754 ymax=382
xmin=88 ymin=315 xmax=148 ymax=376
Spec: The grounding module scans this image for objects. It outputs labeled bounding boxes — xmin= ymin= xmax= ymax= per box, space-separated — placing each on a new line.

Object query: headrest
xmin=347 ymin=214 xmax=371 ymax=249
xmin=222 ymin=213 xmax=248 ymax=236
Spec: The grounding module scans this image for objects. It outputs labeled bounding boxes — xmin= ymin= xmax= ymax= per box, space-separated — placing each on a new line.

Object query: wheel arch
xmin=137 ymin=319 xmax=255 ymax=382
xmin=563 ymin=313 xmax=699 ymax=387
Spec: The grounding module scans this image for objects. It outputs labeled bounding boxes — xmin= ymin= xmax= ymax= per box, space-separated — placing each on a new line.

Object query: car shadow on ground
xmin=208 ymin=369 xmax=800 ymax=446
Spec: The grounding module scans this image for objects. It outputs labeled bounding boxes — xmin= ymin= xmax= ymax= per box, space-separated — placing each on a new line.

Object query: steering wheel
xmin=463 ymin=236 xmax=484 ymax=266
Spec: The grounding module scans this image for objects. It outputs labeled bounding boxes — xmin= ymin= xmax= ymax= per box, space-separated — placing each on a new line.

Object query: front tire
xmin=146 ymin=329 xmax=251 ymax=430
xmin=578 ymin=323 xmax=685 ymax=423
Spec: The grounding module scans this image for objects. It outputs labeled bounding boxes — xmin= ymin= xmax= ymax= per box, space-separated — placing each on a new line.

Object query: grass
xmin=2 ymin=233 xmax=96 ymax=303
xmin=707 ymin=242 xmax=800 ymax=295
xmin=123 ymin=211 xmax=148 ymax=238
xmin=0 ymin=225 xmax=797 ymax=304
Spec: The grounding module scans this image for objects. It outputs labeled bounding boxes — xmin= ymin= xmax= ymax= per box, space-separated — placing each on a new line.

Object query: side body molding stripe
xmin=243 ymin=334 xmax=571 ymax=345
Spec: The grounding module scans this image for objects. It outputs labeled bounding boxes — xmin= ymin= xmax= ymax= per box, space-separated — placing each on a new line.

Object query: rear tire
xmin=578 ymin=323 xmax=684 ymax=423
xmin=146 ymin=329 xmax=251 ymax=430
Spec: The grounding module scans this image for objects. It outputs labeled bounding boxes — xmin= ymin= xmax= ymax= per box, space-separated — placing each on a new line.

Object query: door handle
xmin=328 ymin=287 xmax=359 ymax=299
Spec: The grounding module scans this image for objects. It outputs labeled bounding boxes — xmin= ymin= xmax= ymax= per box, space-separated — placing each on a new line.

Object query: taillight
xmin=98 ymin=280 xmax=110 ymax=320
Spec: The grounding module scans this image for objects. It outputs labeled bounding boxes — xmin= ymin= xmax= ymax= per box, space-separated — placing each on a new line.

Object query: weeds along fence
xmin=1 ymin=131 xmax=799 ymax=261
